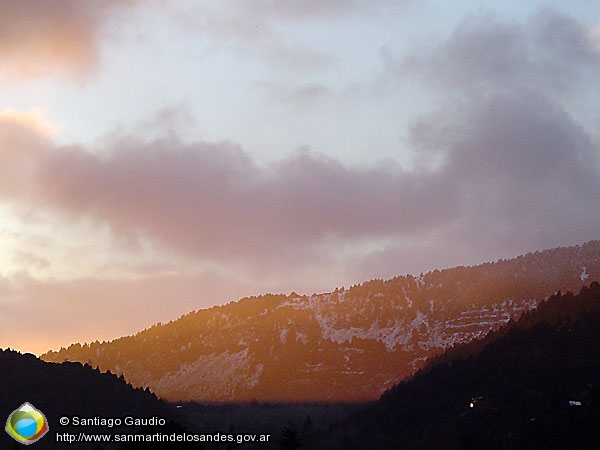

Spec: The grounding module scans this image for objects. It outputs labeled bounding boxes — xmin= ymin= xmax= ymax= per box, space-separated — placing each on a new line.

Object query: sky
xmin=1 ymin=0 xmax=600 ymax=355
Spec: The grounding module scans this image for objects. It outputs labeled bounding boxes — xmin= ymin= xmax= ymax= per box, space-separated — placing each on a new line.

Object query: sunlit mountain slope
xmin=43 ymin=242 xmax=600 ymax=402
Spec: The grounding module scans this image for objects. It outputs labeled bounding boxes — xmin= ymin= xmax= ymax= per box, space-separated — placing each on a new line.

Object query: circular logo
xmin=5 ymin=402 xmax=49 ymax=445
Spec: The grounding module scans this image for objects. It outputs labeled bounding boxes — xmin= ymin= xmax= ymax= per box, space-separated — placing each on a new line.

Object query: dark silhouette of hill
xmin=0 ymin=349 xmax=178 ymax=449
xmin=42 ymin=241 xmax=600 ymax=403
xmin=320 ymin=282 xmax=600 ymax=449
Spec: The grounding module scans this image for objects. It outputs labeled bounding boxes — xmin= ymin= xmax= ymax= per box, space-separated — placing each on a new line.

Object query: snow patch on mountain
xmin=309 ymin=294 xmax=542 ymax=353
xmin=295 ymin=331 xmax=308 ymax=344
xmin=279 ymin=328 xmax=288 ymax=344
xmin=152 ymin=348 xmax=257 ymax=401
xmin=314 ymin=310 xmax=414 ymax=350
xmin=581 ymin=267 xmax=589 ymax=281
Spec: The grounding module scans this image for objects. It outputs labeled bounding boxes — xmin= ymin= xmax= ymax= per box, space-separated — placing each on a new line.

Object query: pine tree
xmin=301 ymin=415 xmax=313 ymax=435
xmin=277 ymin=422 xmax=304 ymax=450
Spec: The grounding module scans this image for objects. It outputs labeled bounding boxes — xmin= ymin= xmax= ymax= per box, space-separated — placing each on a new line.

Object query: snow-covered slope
xmin=42 ymin=241 xmax=600 ymax=402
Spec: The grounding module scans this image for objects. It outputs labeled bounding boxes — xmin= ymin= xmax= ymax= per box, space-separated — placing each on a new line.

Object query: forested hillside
xmin=43 ymin=241 xmax=600 ymax=402
xmin=0 ymin=349 xmax=176 ymax=449
xmin=321 ymin=282 xmax=600 ymax=449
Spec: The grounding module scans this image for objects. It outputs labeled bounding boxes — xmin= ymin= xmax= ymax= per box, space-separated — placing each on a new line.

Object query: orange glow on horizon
xmin=0 ymin=108 xmax=62 ymax=138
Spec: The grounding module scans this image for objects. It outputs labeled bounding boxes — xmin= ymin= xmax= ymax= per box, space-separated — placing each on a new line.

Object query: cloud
xmin=350 ymin=91 xmax=600 ymax=280
xmin=398 ymin=8 xmax=600 ymax=96
xmin=592 ymin=21 xmax=600 ymax=51
xmin=396 ymin=8 xmax=600 ymax=256
xmin=170 ymin=3 xmax=335 ymax=73
xmin=2 ymin=93 xmax=598 ymax=283
xmin=257 ymin=81 xmax=334 ymax=108
xmin=287 ymin=7 xmax=600 ymax=278
xmin=419 ymin=90 xmax=599 ymax=249
xmin=0 ymin=108 xmax=62 ymax=137
xmin=0 ymin=116 xmax=456 ymax=270
xmin=12 ymin=251 xmax=51 ymax=270
xmin=230 ymin=0 xmax=403 ymax=20
xmin=0 ymin=0 xmax=137 ymax=79
xmin=168 ymin=0 xmax=405 ymax=74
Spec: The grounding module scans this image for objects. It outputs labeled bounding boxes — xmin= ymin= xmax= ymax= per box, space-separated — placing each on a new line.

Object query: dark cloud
xmin=0 ymin=0 xmax=136 ymax=79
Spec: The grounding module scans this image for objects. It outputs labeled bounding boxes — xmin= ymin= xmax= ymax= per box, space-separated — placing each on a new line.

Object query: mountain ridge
xmin=42 ymin=241 xmax=600 ymax=402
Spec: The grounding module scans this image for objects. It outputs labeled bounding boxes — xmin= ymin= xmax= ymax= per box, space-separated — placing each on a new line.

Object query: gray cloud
xmin=170 ymin=2 xmax=336 ymax=73
xmin=420 ymin=89 xmax=599 ymax=250
xmin=335 ymin=8 xmax=600 ymax=281
xmin=3 ymin=88 xmax=598 ymax=281
xmin=231 ymin=0 xmax=405 ymax=20
xmin=256 ymin=81 xmax=338 ymax=112
xmin=0 ymin=119 xmax=456 ymax=269
xmin=387 ymin=8 xmax=600 ymax=262
xmin=399 ymin=8 xmax=600 ymax=96
xmin=168 ymin=0 xmax=406 ymax=74
xmin=351 ymin=86 xmax=600 ymax=281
